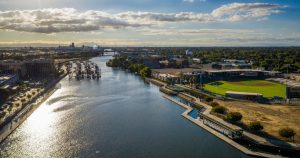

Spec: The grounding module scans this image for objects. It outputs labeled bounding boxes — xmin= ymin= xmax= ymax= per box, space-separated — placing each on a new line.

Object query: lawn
xmin=203 ymin=80 xmax=286 ymax=98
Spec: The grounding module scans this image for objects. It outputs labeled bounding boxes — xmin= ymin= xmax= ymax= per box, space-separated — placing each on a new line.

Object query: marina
xmin=67 ymin=61 xmax=101 ymax=80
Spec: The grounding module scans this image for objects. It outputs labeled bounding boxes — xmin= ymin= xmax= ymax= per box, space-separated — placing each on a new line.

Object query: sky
xmin=0 ymin=0 xmax=299 ymax=47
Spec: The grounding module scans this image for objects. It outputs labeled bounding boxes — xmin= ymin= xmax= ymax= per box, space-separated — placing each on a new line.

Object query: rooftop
xmin=205 ymin=69 xmax=279 ymax=73
xmin=0 ymin=74 xmax=17 ymax=85
xmin=226 ymin=91 xmax=263 ymax=96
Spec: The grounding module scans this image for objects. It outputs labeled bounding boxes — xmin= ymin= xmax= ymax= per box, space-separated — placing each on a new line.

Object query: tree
xmin=225 ymin=112 xmax=242 ymax=122
xmin=15 ymin=102 xmax=21 ymax=107
xmin=204 ymin=96 xmax=213 ymax=102
xmin=248 ymin=121 xmax=264 ymax=132
xmin=139 ymin=67 xmax=151 ymax=78
xmin=210 ymin=102 xmax=219 ymax=107
xmin=279 ymin=128 xmax=296 ymax=142
xmin=211 ymin=106 xmax=226 ymax=114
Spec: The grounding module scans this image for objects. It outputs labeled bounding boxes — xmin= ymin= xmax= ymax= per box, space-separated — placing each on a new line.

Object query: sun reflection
xmin=16 ymin=89 xmax=65 ymax=156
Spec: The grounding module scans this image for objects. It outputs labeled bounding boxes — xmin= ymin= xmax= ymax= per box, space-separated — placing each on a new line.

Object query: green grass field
xmin=203 ymin=80 xmax=286 ymax=98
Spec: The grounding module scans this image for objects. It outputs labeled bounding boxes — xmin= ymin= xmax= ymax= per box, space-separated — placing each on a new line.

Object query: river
xmin=0 ymin=56 xmax=249 ymax=158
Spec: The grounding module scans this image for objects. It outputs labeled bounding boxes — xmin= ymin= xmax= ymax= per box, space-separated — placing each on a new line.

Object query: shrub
xmin=225 ymin=112 xmax=242 ymax=122
xmin=210 ymin=102 xmax=219 ymax=107
xmin=211 ymin=106 xmax=226 ymax=114
xmin=204 ymin=96 xmax=213 ymax=102
xmin=15 ymin=103 xmax=21 ymax=107
xmin=139 ymin=67 xmax=151 ymax=78
xmin=279 ymin=128 xmax=296 ymax=142
xmin=21 ymin=98 xmax=26 ymax=102
xmin=27 ymin=94 xmax=32 ymax=98
xmin=248 ymin=121 xmax=264 ymax=131
xmin=32 ymin=91 xmax=36 ymax=95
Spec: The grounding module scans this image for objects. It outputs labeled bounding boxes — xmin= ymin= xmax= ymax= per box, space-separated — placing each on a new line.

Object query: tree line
xmin=157 ymin=47 xmax=300 ymax=72
xmin=106 ymin=57 xmax=151 ymax=78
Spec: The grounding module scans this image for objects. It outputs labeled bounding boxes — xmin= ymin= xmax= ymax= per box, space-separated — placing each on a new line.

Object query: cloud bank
xmin=0 ymin=3 xmax=284 ymax=33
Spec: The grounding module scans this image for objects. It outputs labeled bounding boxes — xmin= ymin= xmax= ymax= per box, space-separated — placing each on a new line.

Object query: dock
xmin=67 ymin=60 xmax=101 ymax=80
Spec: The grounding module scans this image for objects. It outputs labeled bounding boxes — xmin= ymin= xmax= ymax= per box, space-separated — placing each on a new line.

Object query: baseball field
xmin=203 ymin=80 xmax=286 ymax=98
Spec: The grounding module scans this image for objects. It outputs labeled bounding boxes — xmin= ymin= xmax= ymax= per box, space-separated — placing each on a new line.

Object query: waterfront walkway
xmin=162 ymin=94 xmax=285 ymax=158
xmin=0 ymin=74 xmax=66 ymax=144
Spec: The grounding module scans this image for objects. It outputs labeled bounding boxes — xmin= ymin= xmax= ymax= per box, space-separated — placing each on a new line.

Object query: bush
xmin=139 ymin=67 xmax=151 ymax=78
xmin=210 ymin=102 xmax=219 ymax=107
xmin=204 ymin=96 xmax=213 ymax=102
xmin=27 ymin=94 xmax=32 ymax=98
xmin=225 ymin=112 xmax=242 ymax=122
xmin=211 ymin=106 xmax=226 ymax=114
xmin=21 ymin=98 xmax=26 ymax=102
xmin=248 ymin=121 xmax=264 ymax=131
xmin=279 ymin=128 xmax=296 ymax=142
xmin=15 ymin=103 xmax=21 ymax=107
xmin=32 ymin=91 xmax=36 ymax=95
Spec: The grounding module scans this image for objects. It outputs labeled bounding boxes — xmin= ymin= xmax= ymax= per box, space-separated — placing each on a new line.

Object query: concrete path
xmin=163 ymin=94 xmax=285 ymax=158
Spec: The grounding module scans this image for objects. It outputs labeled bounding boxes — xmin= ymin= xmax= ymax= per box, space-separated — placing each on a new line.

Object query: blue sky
xmin=0 ymin=0 xmax=299 ymax=46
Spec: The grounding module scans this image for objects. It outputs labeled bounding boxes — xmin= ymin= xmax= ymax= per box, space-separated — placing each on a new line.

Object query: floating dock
xmin=67 ymin=61 xmax=101 ymax=80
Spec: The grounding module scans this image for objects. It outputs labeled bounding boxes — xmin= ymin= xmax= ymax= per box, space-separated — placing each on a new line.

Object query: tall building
xmin=0 ymin=59 xmax=56 ymax=78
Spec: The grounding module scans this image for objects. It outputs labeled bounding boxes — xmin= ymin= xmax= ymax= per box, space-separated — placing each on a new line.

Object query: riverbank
xmin=150 ymin=78 xmax=300 ymax=157
xmin=162 ymin=94 xmax=284 ymax=158
xmin=0 ymin=74 xmax=66 ymax=143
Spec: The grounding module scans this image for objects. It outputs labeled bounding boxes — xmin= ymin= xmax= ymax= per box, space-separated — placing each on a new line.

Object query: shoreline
xmin=146 ymin=78 xmax=288 ymax=157
xmin=162 ymin=94 xmax=283 ymax=158
xmin=0 ymin=74 xmax=66 ymax=144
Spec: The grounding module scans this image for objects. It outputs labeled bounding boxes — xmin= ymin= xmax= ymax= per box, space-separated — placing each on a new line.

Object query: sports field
xmin=203 ymin=80 xmax=286 ymax=98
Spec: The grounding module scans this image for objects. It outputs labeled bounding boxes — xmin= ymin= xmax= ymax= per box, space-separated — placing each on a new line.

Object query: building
xmin=267 ymin=78 xmax=300 ymax=100
xmin=0 ymin=74 xmax=19 ymax=88
xmin=287 ymin=87 xmax=300 ymax=99
xmin=141 ymin=55 xmax=161 ymax=69
xmin=0 ymin=60 xmax=27 ymax=77
xmin=225 ymin=91 xmax=263 ymax=100
xmin=186 ymin=49 xmax=193 ymax=56
xmin=289 ymin=74 xmax=300 ymax=82
xmin=212 ymin=60 xmax=252 ymax=70
xmin=201 ymin=69 xmax=281 ymax=83
xmin=174 ymin=58 xmax=189 ymax=68
xmin=192 ymin=58 xmax=202 ymax=64
xmin=151 ymin=71 xmax=180 ymax=84
xmin=24 ymin=59 xmax=56 ymax=78
xmin=0 ymin=59 xmax=56 ymax=78
xmin=159 ymin=60 xmax=175 ymax=68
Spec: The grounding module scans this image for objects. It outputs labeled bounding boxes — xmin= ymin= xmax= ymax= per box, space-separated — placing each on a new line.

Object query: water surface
xmin=0 ymin=57 xmax=249 ymax=158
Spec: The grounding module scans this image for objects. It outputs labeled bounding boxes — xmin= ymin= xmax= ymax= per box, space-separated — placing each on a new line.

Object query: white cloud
xmin=183 ymin=0 xmax=195 ymax=3
xmin=183 ymin=0 xmax=206 ymax=3
xmin=211 ymin=3 xmax=283 ymax=21
xmin=140 ymin=28 xmax=261 ymax=36
xmin=0 ymin=3 xmax=284 ymax=33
